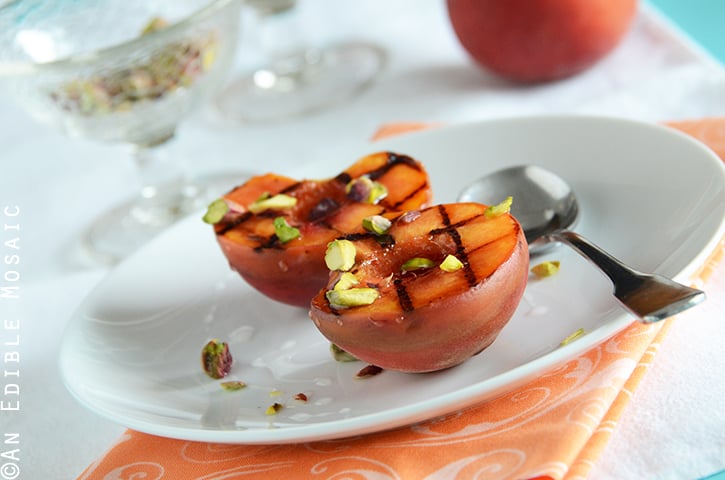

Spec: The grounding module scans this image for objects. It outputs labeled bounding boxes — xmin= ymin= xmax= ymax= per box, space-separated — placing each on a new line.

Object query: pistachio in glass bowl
xmin=0 ymin=0 xmax=242 ymax=263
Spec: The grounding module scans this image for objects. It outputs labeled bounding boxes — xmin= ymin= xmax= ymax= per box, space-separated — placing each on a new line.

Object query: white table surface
xmin=1 ymin=1 xmax=724 ymax=479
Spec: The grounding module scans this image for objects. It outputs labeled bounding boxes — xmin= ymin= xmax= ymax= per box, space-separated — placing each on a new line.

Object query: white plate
xmin=60 ymin=115 xmax=725 ymax=444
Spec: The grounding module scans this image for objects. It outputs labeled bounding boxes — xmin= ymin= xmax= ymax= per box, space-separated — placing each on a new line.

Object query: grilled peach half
xmin=207 ymin=152 xmax=432 ymax=307
xmin=309 ymin=202 xmax=529 ymax=373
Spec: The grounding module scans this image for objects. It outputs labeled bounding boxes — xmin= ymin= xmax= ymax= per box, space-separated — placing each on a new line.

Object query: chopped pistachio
xmin=53 ymin=18 xmax=217 ymax=116
xmin=273 ymin=216 xmax=300 ymax=243
xmin=484 ymin=196 xmax=513 ymax=218
xmin=531 ymin=260 xmax=561 ymax=278
xmin=220 ymin=381 xmax=246 ymax=391
xmin=201 ymin=339 xmax=233 ymax=379
xmin=362 ymin=215 xmax=392 ymax=235
xmin=330 ymin=343 xmax=359 ymax=362
xmin=324 ymin=239 xmax=356 ymax=271
xmin=367 ymin=182 xmax=388 ymax=204
xmin=202 ymin=44 xmax=217 ymax=70
xmin=401 ymin=257 xmax=435 ymax=272
xmin=439 ymin=254 xmax=464 ymax=272
xmin=265 ymin=402 xmax=283 ymax=415
xmin=560 ymin=328 xmax=586 ymax=346
xmin=202 ymin=198 xmax=229 ymax=224
xmin=334 ymin=272 xmax=360 ymax=291
xmin=346 ymin=176 xmax=388 ymax=204
xmin=355 ymin=365 xmax=383 ymax=379
xmin=269 ymin=389 xmax=283 ymax=397
xmin=140 ymin=16 xmax=170 ymax=35
xmin=326 ymin=287 xmax=379 ymax=309
xmin=248 ymin=193 xmax=297 ymax=214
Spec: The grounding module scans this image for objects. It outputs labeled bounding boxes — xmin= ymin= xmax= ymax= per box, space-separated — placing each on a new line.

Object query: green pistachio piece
xmin=325 ymin=239 xmax=356 ymax=271
xmin=202 ymin=45 xmax=217 ymax=70
xmin=248 ymin=193 xmax=297 ymax=214
xmin=140 ymin=17 xmax=170 ymax=36
xmin=362 ymin=215 xmax=392 ymax=235
xmin=560 ymin=327 xmax=585 ymax=346
xmin=202 ymin=198 xmax=229 ymax=224
xmin=330 ymin=343 xmax=359 ymax=362
xmin=334 ymin=272 xmax=360 ymax=291
xmin=265 ymin=402 xmax=283 ymax=415
xmin=401 ymin=257 xmax=435 ymax=272
xmin=484 ymin=196 xmax=513 ymax=218
xmin=273 ymin=217 xmax=300 ymax=243
xmin=346 ymin=176 xmax=388 ymax=204
xmin=201 ymin=339 xmax=233 ymax=379
xmin=439 ymin=254 xmax=464 ymax=272
xmin=220 ymin=381 xmax=246 ymax=391
xmin=531 ymin=260 xmax=561 ymax=278
xmin=326 ymin=287 xmax=379 ymax=309
xmin=53 ymin=16 xmax=216 ymax=117
xmin=367 ymin=182 xmax=388 ymax=204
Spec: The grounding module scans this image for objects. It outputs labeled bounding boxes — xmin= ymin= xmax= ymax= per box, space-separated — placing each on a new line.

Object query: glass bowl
xmin=0 ymin=0 xmax=242 ymax=263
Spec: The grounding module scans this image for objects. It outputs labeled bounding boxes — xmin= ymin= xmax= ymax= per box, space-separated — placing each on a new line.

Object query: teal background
xmin=701 ymin=470 xmax=725 ymax=480
xmin=647 ymin=0 xmax=725 ymax=64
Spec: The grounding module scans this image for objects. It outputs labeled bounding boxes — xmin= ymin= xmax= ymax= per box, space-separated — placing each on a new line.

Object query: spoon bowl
xmin=458 ymin=164 xmax=706 ymax=323
xmin=459 ymin=165 xmax=579 ymax=253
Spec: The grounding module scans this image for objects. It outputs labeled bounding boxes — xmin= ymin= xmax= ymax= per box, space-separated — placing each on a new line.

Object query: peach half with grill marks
xmin=206 ymin=152 xmax=432 ymax=307
xmin=309 ymin=202 xmax=529 ymax=373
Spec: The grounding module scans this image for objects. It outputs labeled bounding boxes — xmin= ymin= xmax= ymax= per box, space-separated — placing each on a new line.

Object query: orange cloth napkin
xmin=78 ymin=118 xmax=725 ymax=480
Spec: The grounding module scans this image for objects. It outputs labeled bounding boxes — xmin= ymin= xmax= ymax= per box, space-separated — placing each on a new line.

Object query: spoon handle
xmin=543 ymin=230 xmax=706 ymax=323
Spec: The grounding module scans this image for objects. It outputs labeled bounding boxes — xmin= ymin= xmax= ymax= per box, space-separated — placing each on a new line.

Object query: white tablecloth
xmin=1 ymin=1 xmax=724 ymax=479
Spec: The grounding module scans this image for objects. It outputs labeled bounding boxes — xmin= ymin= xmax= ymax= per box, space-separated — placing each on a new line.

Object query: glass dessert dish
xmin=0 ymin=0 xmax=242 ymax=263
xmin=216 ymin=0 xmax=386 ymax=123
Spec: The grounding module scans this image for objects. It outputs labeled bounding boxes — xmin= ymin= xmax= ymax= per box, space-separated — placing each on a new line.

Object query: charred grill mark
xmin=448 ymin=229 xmax=478 ymax=287
xmin=256 ymin=210 xmax=282 ymax=219
xmin=280 ymin=181 xmax=303 ymax=194
xmin=374 ymin=234 xmax=396 ymax=248
xmin=367 ymin=152 xmax=422 ymax=181
xmin=340 ymin=232 xmax=396 ymax=248
xmin=466 ymin=224 xmax=520 ymax=259
xmin=217 ymin=182 xmax=303 ymax=236
xmin=334 ymin=172 xmax=352 ymax=185
xmin=394 ymin=277 xmax=414 ymax=312
xmin=215 ymin=211 xmax=253 ymax=235
xmin=436 ymin=205 xmax=478 ymax=287
xmin=253 ymin=235 xmax=282 ymax=252
xmin=437 ymin=204 xmax=451 ymax=226
xmin=341 ymin=232 xmax=376 ymax=242
xmin=385 ymin=180 xmax=430 ymax=210
xmin=333 ymin=152 xmax=423 ymax=194
xmin=429 ymin=212 xmax=485 ymax=235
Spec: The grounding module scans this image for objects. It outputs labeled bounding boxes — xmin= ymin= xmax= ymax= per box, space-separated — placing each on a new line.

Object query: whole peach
xmin=447 ymin=0 xmax=638 ymax=82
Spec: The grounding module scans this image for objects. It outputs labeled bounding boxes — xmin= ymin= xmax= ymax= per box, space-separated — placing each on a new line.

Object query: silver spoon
xmin=458 ymin=165 xmax=705 ymax=323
